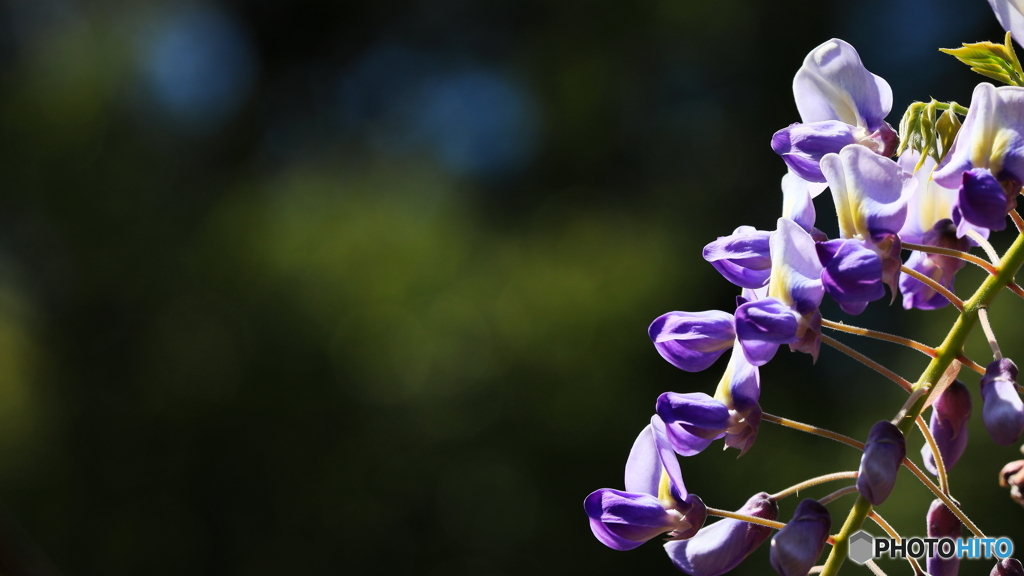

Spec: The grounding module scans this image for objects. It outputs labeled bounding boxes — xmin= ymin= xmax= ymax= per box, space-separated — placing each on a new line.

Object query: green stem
xmin=818 ymin=228 xmax=1024 ymax=576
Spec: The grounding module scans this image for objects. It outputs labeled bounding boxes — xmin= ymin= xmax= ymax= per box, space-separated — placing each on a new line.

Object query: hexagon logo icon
xmin=848 ymin=530 xmax=875 ymax=565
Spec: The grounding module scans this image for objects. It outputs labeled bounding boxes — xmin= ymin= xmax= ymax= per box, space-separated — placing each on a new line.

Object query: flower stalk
xmin=818 ymin=223 xmax=1024 ymax=576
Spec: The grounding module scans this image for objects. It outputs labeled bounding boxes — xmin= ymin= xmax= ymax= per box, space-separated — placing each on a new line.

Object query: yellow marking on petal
xmin=990 ymin=128 xmax=1010 ymax=176
xmin=713 ymin=357 xmax=736 ymax=406
xmin=658 ymin=469 xmax=673 ymax=505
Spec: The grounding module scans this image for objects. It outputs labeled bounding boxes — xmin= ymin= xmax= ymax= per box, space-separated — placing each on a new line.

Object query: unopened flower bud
xmin=857 ymin=421 xmax=906 ymax=505
xmin=927 ymin=499 xmax=963 ymax=576
xmin=981 ymin=359 xmax=1024 ymax=446
xmin=999 ymin=459 xmax=1024 ymax=507
xmin=665 ymin=492 xmax=779 ymax=576
xmin=770 ymin=499 xmax=831 ymax=576
xmin=922 ymin=380 xmax=972 ymax=474
xmin=992 ymin=558 xmax=1024 ymax=576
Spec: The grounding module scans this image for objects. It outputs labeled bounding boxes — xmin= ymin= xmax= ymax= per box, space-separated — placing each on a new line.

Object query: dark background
xmin=0 ymin=0 xmax=1019 ymax=574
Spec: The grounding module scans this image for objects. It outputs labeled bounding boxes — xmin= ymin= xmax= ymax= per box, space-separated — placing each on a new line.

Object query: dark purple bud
xmin=959 ymin=168 xmax=1009 ymax=231
xmin=926 ymin=499 xmax=962 ymax=576
xmin=856 ymin=421 xmax=906 ymax=505
xmin=922 ymin=380 xmax=972 ymax=474
xmin=703 ymin=227 xmax=773 ymax=289
xmin=649 ymin=311 xmax=736 ymax=372
xmin=999 ymin=460 xmax=1024 ymax=507
xmin=817 ymin=238 xmax=885 ymax=315
xmin=992 ymin=558 xmax=1024 ymax=576
xmin=769 ymin=499 xmax=831 ymax=576
xmin=980 ymin=359 xmax=1024 ymax=445
xmin=664 ymin=492 xmax=779 ymax=576
xmin=901 ymin=220 xmax=970 ymax=310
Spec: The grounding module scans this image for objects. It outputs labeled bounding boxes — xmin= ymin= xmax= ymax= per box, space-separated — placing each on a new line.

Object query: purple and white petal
xmin=625 ymin=416 xmax=692 ymax=505
xmin=714 ymin=342 xmax=761 ymax=412
xmin=768 ymin=218 xmax=824 ymax=315
xmin=935 ymin=83 xmax=1024 ymax=190
xmin=989 ymin=0 xmax=1024 ymax=45
xmin=821 ymin=146 xmax=913 ymax=242
xmin=793 ymin=39 xmax=892 ymax=131
xmin=781 ymin=171 xmax=820 ymax=233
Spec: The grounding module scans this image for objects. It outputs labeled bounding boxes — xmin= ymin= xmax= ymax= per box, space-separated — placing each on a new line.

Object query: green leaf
xmin=940 ymin=32 xmax=1024 ymax=86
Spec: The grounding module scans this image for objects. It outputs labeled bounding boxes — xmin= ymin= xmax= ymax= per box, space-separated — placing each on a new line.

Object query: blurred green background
xmin=0 ymin=0 xmax=1019 ymax=574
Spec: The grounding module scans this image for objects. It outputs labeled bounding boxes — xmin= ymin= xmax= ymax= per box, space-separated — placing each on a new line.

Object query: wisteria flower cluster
xmin=585 ymin=3 xmax=1024 ymax=575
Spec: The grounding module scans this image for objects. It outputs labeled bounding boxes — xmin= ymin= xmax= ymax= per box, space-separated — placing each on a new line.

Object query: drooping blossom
xmin=898 ymin=152 xmax=989 ymax=310
xmin=772 ymin=39 xmax=897 ymax=182
xmin=734 ymin=218 xmax=824 ymax=365
xmin=664 ymin=492 xmax=779 ymax=576
xmin=585 ymin=416 xmax=707 ymax=550
xmin=649 ymin=310 xmax=736 ymax=372
xmin=656 ymin=342 xmax=761 ymax=457
xmin=980 ymin=358 xmax=1024 ymax=445
xmin=921 ymin=380 xmax=972 ymax=475
xmin=857 ymin=421 xmax=906 ymax=506
xmin=769 ymin=499 xmax=831 ymax=576
xmin=817 ymin=145 xmax=914 ymax=314
xmin=933 ymin=83 xmax=1024 ymax=233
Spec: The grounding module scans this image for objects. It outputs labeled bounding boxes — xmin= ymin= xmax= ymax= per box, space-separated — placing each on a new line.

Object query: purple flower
xmin=657 ymin=343 xmax=762 ymax=457
xmin=993 ymin=558 xmax=1024 ymax=576
xmin=649 ymin=311 xmax=736 ymax=372
xmin=922 ymin=380 xmax=972 ymax=475
xmin=933 ymin=83 xmax=1024 ymax=233
xmin=703 ymin=226 xmax=772 ymax=289
xmin=980 ymin=358 xmax=1024 ymax=446
xmin=899 ymin=220 xmax=971 ymax=310
xmin=664 ymin=492 xmax=779 ymax=576
xmin=770 ymin=499 xmax=831 ymax=576
xmin=585 ymin=416 xmax=707 ymax=550
xmin=772 ymin=39 xmax=897 ymax=182
xmin=856 ymin=421 xmax=906 ymax=506
xmin=818 ymin=145 xmax=914 ymax=313
xmin=734 ymin=218 xmax=824 ymax=364
xmin=926 ymin=499 xmax=963 ymax=576
xmin=898 ymin=152 xmax=988 ymax=310
xmin=899 ymin=152 xmax=990 ymax=244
